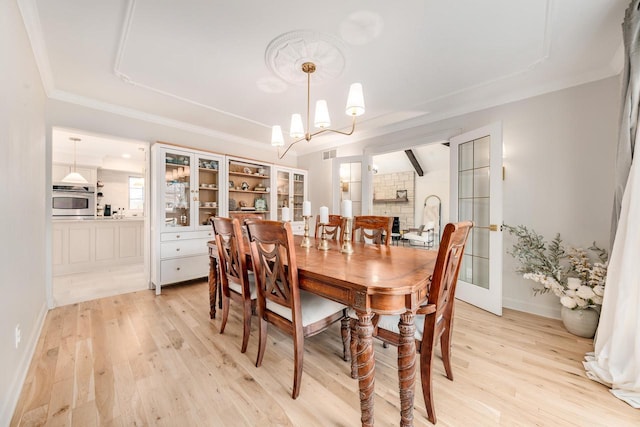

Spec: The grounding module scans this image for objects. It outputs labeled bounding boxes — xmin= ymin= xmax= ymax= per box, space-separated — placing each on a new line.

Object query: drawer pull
xmin=176 ymin=267 xmax=181 ymax=271
xmin=176 ymin=235 xmax=180 ymax=238
xmin=176 ymin=248 xmax=180 ymax=252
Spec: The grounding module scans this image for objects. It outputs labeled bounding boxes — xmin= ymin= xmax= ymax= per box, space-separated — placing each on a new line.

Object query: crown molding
xmin=17 ymin=0 xmax=55 ymax=96
xmin=49 ymin=90 xmax=273 ymax=151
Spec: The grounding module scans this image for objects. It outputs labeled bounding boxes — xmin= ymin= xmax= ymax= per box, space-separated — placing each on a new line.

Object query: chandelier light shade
xmin=290 ymin=114 xmax=305 ymax=138
xmin=271 ymin=61 xmax=365 ymax=159
xmin=346 ymin=83 xmax=365 ymax=116
xmin=61 ymin=137 xmax=89 ymax=184
xmin=314 ymin=100 xmax=331 ymax=128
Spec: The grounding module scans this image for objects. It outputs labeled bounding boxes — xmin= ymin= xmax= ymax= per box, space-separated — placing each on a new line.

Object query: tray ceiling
xmin=21 ymin=0 xmax=627 ymax=156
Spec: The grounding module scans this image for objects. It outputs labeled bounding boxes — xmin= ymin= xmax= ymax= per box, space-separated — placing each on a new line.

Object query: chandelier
xmin=271 ymin=62 xmax=365 ymax=159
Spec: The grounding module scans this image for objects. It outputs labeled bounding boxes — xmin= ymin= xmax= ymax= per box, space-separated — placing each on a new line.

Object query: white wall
xmin=0 ymin=1 xmax=49 ymax=423
xmin=97 ymin=169 xmax=144 ymax=216
xmin=299 ymin=76 xmax=619 ymax=319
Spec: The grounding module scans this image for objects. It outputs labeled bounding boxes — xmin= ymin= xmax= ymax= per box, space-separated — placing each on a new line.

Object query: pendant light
xmin=61 ymin=137 xmax=89 ymax=184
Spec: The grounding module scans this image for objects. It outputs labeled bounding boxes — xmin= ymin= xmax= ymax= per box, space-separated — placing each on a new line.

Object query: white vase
xmin=561 ymin=306 xmax=599 ymax=338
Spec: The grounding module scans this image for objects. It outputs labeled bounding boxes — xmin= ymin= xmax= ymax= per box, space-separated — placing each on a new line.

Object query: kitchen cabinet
xmin=52 ymin=218 xmax=144 ymax=275
xmin=273 ymin=166 xmax=308 ymax=235
xmin=225 ymin=156 xmax=271 ymax=220
xmin=52 ymin=163 xmax=97 ymax=185
xmin=150 ymin=144 xmax=224 ymax=293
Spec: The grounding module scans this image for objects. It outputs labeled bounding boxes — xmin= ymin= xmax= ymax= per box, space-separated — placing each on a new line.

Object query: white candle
xmin=281 ymin=207 xmax=290 ymax=222
xmin=319 ymin=206 xmax=329 ymax=224
xmin=303 ymin=201 xmax=311 ymax=217
xmin=341 ymin=199 xmax=353 ymax=218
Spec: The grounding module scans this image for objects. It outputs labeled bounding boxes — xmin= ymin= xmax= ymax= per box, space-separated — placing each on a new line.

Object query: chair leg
xmin=219 ymin=292 xmax=230 ymax=334
xmin=420 ymin=318 xmax=438 ymax=425
xmin=292 ymin=329 xmax=304 ymax=399
xmin=240 ymin=299 xmax=252 ymax=353
xmin=349 ymin=318 xmax=358 ymax=379
xmin=440 ymin=319 xmax=454 ymax=381
xmin=255 ymin=317 xmax=267 ymax=368
xmin=341 ymin=316 xmax=350 ymax=361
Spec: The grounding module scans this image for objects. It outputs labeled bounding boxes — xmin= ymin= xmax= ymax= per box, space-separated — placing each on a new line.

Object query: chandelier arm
xmin=277 ymin=135 xmax=307 ymax=160
xmin=309 ymin=115 xmax=357 ymax=138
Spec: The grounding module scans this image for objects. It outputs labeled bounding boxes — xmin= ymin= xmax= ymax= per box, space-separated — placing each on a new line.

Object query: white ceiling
xmin=22 ymin=0 xmax=627 ymax=157
xmin=52 ymin=128 xmax=147 ymax=172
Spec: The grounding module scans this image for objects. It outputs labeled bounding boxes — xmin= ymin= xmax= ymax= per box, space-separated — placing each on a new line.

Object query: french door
xmin=332 ymin=156 xmax=365 ymax=215
xmin=450 ymin=123 xmax=503 ymax=316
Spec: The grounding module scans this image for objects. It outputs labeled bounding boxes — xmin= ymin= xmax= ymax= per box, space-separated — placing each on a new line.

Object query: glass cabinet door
xmin=292 ymin=173 xmax=305 ymax=222
xmin=196 ymin=155 xmax=220 ymax=228
xmin=276 ymin=170 xmax=290 ymax=221
xmin=163 ymin=151 xmax=192 ymax=228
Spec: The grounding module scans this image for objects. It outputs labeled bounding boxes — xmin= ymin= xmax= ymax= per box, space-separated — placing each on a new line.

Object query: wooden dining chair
xmin=246 ymin=219 xmax=348 ymax=399
xmin=211 ymin=217 xmax=257 ymax=353
xmin=348 ymin=221 xmax=472 ymax=424
xmin=352 ymin=215 xmax=393 ymax=246
xmin=314 ymin=214 xmax=343 ymax=240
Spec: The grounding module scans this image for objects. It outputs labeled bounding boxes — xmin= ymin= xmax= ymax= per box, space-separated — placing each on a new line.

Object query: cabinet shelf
xmin=198 ymin=187 xmax=218 ymax=191
xmin=229 ymin=189 xmax=269 ymax=194
xmin=373 ymin=198 xmax=409 ymax=203
xmin=198 ymin=168 xmax=218 ymax=173
xmin=229 ymin=210 xmax=269 ymax=214
xmin=229 ymin=171 xmax=269 ymax=179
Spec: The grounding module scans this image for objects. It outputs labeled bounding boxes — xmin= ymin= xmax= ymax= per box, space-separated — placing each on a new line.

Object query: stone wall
xmin=372 ymin=171 xmax=415 ymax=230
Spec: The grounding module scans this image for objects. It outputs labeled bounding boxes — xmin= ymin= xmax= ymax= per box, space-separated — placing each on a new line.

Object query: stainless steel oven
xmin=52 ymin=185 xmax=96 ymax=218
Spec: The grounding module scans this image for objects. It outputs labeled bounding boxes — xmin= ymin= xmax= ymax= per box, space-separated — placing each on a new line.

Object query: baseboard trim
xmin=0 ymin=301 xmax=48 ymax=426
xmin=503 ymin=297 xmax=561 ymax=320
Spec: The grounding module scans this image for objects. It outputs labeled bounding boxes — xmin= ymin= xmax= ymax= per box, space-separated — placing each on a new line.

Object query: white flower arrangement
xmin=504 ymin=225 xmax=608 ymax=310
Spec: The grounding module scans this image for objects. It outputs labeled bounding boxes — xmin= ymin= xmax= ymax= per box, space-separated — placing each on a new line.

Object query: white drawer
xmin=160 ymin=238 xmax=209 ymax=259
xmin=291 ymin=222 xmax=305 ymax=236
xmin=161 ymin=230 xmax=214 ymax=242
xmin=160 ymin=254 xmax=209 ymax=284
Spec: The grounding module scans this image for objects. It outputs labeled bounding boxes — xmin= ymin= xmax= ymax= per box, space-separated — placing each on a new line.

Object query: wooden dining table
xmin=207 ymin=235 xmax=437 ymax=427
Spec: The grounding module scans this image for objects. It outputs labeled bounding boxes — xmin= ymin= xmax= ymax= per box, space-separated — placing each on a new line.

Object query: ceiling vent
xmin=322 ymin=149 xmax=337 ymax=160
xmin=404 ymin=149 xmax=424 ymax=176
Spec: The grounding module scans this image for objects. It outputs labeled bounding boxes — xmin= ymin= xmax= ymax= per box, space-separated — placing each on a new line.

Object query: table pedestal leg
xmin=398 ymin=311 xmax=416 ymax=427
xmin=356 ymin=313 xmax=375 ymax=427
xmin=208 ymin=255 xmax=218 ymax=319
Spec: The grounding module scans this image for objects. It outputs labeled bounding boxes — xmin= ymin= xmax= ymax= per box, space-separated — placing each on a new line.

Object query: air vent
xmin=322 ymin=149 xmax=337 ymax=160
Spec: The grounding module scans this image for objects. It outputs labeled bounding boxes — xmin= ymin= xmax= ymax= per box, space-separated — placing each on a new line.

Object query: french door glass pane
xmin=458 ymin=137 xmax=491 ymax=289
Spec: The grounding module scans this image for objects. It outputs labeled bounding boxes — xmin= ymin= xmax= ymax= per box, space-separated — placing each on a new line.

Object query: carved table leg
xmin=398 ymin=311 xmax=416 ymax=427
xmin=356 ymin=312 xmax=375 ymax=427
xmin=208 ymin=255 xmax=218 ymax=319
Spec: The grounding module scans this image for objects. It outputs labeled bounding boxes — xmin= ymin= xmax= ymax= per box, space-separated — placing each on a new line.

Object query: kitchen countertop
xmin=52 ymin=216 xmax=146 ymax=222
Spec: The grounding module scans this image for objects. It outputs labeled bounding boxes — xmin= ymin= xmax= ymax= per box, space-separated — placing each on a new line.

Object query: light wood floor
xmin=53 ymin=263 xmax=147 ymax=307
xmin=11 ymin=280 xmax=640 ymax=426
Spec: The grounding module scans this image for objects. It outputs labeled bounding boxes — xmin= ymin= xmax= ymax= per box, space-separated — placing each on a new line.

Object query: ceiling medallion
xmin=265 ymin=30 xmax=348 ymax=86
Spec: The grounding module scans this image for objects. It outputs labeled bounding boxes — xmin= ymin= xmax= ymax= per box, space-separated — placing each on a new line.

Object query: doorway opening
xmin=50 ymin=127 xmax=150 ymax=306
xmin=371 ymin=143 xmax=450 ymax=247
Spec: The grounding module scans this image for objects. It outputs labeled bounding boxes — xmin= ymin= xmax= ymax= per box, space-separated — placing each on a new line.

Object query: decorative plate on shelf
xmin=243 ymin=167 xmax=252 ymax=174
xmin=254 ymin=197 xmax=267 ymax=211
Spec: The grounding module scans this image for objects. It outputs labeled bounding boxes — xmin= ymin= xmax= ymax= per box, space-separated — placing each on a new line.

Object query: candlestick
xmin=318 ymin=223 xmax=330 ymax=251
xmin=300 ymin=215 xmax=312 ymax=248
xmin=341 ymin=217 xmax=354 ymax=254
xmin=303 ymin=200 xmax=311 ymax=217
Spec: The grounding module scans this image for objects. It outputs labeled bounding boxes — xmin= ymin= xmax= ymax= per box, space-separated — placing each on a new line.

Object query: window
xmin=129 ymin=176 xmax=145 ymax=210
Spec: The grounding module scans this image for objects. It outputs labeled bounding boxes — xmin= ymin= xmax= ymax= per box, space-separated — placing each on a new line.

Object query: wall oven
xmin=52 ymin=185 xmax=96 ymax=218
